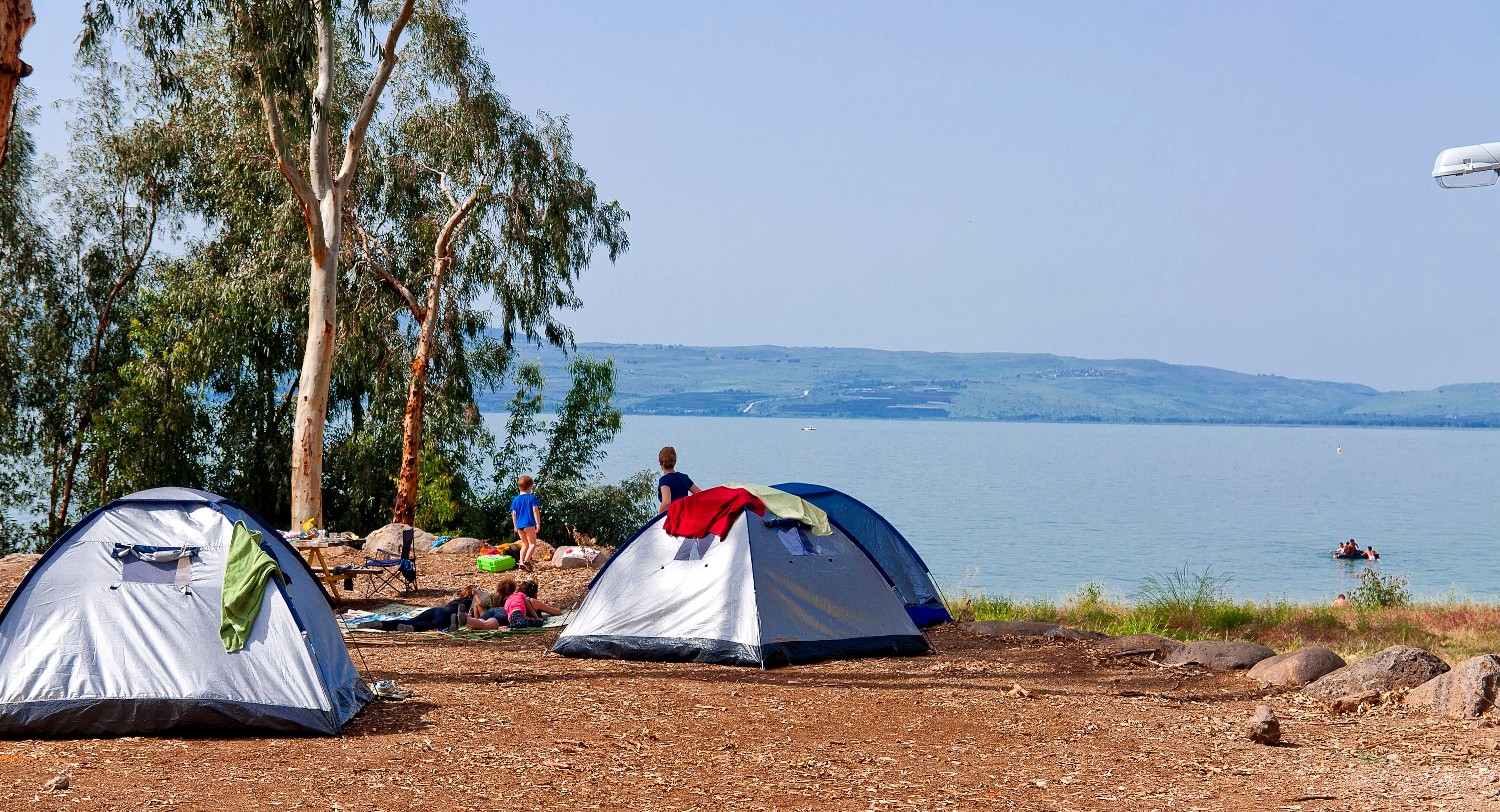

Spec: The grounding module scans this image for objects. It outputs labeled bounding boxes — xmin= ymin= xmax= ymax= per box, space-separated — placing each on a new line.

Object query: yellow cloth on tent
xmin=220 ymin=520 xmax=284 ymax=653
xmin=723 ymin=483 xmax=833 ymax=536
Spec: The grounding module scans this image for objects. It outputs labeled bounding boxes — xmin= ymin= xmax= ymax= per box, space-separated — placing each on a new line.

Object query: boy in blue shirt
xmin=657 ymin=446 xmax=701 ymax=512
xmin=510 ymin=475 xmax=542 ymax=571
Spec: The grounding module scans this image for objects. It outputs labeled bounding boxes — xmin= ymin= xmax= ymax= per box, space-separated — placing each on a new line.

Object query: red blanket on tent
xmin=664 ymin=486 xmax=767 ymax=539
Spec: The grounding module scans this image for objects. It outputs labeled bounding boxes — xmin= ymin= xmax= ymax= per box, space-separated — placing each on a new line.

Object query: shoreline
xmin=950 ymin=590 xmax=1500 ymax=662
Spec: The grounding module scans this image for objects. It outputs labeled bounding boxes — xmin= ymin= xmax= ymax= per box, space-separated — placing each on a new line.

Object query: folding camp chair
xmin=342 ymin=528 xmax=418 ymax=598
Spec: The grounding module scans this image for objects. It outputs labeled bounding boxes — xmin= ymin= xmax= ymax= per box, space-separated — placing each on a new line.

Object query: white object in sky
xmin=1432 ymin=142 xmax=1500 ymax=188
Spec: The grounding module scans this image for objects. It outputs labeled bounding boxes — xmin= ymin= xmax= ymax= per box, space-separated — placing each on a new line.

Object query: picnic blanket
xmin=338 ymin=603 xmax=427 ymax=626
xmin=339 ymin=605 xmax=573 ymax=635
xmin=454 ymin=610 xmax=574 ymax=640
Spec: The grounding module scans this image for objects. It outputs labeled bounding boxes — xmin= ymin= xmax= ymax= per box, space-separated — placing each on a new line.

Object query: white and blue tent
xmin=553 ymin=499 xmax=930 ymax=668
xmin=773 ymin=483 xmax=952 ymax=627
xmin=0 ymin=488 xmax=370 ymax=736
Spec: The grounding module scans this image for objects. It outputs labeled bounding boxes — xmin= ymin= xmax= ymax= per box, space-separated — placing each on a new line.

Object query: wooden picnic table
xmin=286 ymin=539 xmax=348 ymax=588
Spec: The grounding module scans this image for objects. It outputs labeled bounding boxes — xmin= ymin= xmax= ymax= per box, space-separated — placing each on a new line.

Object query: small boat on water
xmin=1333 ymin=552 xmax=1369 ymax=560
xmin=801 ymin=426 xmax=817 ymax=431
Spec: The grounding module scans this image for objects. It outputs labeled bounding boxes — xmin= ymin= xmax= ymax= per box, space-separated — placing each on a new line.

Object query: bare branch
xmin=435 ymin=188 xmax=483 ymax=260
xmin=336 ymin=0 xmax=417 ymax=190
xmin=309 ymin=1 xmax=336 ymax=195
xmin=355 ymin=222 xmax=425 ymax=321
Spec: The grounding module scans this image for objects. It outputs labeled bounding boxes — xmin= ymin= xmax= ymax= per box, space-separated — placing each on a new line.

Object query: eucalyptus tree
xmin=42 ymin=62 xmax=184 ymax=534
xmin=0 ymin=0 xmax=34 ymax=167
xmin=85 ymin=0 xmax=421 ymax=528
xmin=357 ymin=76 xmax=628 ymax=524
xmin=0 ymin=90 xmax=48 ymax=550
xmin=0 ymin=59 xmax=182 ymax=543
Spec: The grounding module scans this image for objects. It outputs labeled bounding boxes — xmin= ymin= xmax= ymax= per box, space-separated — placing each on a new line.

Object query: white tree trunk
xmin=289 ymin=203 xmax=340 ymax=528
xmin=263 ymin=0 xmax=416 ymax=530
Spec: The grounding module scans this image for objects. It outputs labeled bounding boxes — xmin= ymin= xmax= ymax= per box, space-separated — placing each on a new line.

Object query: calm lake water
xmin=528 ymin=415 xmax=1500 ymax=604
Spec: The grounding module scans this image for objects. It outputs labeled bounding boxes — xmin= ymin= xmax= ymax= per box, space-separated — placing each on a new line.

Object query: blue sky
xmin=19 ymin=2 xmax=1500 ymax=390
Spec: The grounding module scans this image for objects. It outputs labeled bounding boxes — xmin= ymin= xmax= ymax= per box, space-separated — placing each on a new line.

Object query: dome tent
xmin=0 ymin=487 xmax=370 ymax=736
xmin=772 ymin=483 xmax=952 ymax=627
xmin=553 ymin=491 xmax=930 ymax=667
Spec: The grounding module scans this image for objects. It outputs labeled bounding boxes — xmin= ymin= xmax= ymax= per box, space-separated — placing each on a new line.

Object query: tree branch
xmin=435 ymin=187 xmax=483 ymax=260
xmin=309 ymin=0 xmax=336 ymax=195
xmin=257 ymin=72 xmax=318 ymax=216
xmin=355 ymin=222 xmax=425 ymax=321
xmin=336 ymin=0 xmax=417 ymax=190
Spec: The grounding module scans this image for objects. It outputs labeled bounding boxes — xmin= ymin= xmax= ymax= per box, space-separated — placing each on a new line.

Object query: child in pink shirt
xmin=504 ymin=580 xmax=561 ymax=629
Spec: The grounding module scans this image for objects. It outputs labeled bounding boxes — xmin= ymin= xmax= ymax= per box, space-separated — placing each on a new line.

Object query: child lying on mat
xmin=356 ymin=583 xmax=503 ymax=632
xmin=465 ymin=579 xmax=561 ymax=630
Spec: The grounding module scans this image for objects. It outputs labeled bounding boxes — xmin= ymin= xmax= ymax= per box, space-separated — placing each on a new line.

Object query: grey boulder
xmin=1101 ymin=633 xmax=1185 ymax=658
xmin=1248 ymin=647 xmax=1347 ymax=688
xmin=1163 ymin=641 xmax=1276 ymax=670
xmin=1303 ymin=645 xmax=1450 ymax=700
xmin=1404 ymin=654 xmax=1500 ymax=719
xmin=364 ymin=523 xmax=437 ymax=555
xmin=961 ymin=620 xmax=1061 ymax=637
xmin=433 ymin=536 xmax=485 ymax=555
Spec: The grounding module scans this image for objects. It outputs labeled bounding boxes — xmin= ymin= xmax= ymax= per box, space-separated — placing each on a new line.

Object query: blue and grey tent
xmin=772 ymin=483 xmax=952 ymax=627
xmin=0 ymin=487 xmax=370 ymax=737
xmin=553 ymin=503 xmax=930 ymax=668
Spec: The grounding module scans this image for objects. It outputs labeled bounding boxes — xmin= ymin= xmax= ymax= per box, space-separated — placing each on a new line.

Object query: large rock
xmin=1101 ymin=633 xmax=1185 ymax=658
xmin=1303 ymin=645 xmax=1451 ymax=700
xmin=1163 ymin=641 xmax=1275 ymax=670
xmin=961 ymin=620 xmax=1061 ymax=637
xmin=364 ymin=523 xmax=438 ymax=556
xmin=1249 ymin=647 xmax=1347 ymax=688
xmin=432 ymin=536 xmax=485 ymax=555
xmin=1405 ymin=654 xmax=1500 ymax=719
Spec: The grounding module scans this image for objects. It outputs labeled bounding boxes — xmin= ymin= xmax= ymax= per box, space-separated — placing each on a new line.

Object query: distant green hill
xmin=478 ymin=342 xmax=1500 ymax=427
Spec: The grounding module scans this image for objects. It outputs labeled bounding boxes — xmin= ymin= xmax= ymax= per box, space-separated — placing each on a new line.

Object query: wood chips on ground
xmin=1 ymin=546 xmax=1498 ymax=811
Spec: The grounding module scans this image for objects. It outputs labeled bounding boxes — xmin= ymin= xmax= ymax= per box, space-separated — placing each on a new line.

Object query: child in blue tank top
xmin=510 ymin=475 xmax=541 ymax=571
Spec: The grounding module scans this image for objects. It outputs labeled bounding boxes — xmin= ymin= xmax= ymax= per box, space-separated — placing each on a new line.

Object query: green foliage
xmin=945 ymin=582 xmax=1500 ymax=661
xmin=534 ymin=470 xmax=656 ymax=549
xmin=1350 ymin=568 xmax=1412 ymax=609
xmin=3 ymin=3 xmax=636 ymax=550
xmin=82 ymin=0 xmax=385 ymax=104
xmin=1201 ymin=603 xmax=1257 ymax=632
xmin=542 ymin=358 xmax=623 ymax=482
xmin=0 ymin=64 xmax=184 ymax=543
xmin=413 ymin=448 xmax=466 ymax=534
xmin=1135 ymin=565 xmax=1235 ymax=618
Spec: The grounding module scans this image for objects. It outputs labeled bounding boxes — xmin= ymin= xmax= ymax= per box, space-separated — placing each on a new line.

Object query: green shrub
xmin=536 ymin=469 xmax=657 ymax=548
xmin=1135 ymin=564 xmax=1234 ymax=615
xmin=1202 ymin=603 xmax=1257 ymax=632
xmin=1300 ymin=605 xmax=1343 ymax=631
xmin=1350 ymin=568 xmax=1411 ymax=609
xmin=1101 ymin=613 xmax=1170 ymax=637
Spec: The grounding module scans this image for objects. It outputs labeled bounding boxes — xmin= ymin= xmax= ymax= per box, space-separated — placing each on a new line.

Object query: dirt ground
xmin=2 ymin=547 xmax=1499 ymax=812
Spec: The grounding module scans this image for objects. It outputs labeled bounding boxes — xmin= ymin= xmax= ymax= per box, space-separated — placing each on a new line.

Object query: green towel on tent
xmin=220 ymin=520 xmax=285 ymax=653
xmin=723 ymin=483 xmax=833 ymax=536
